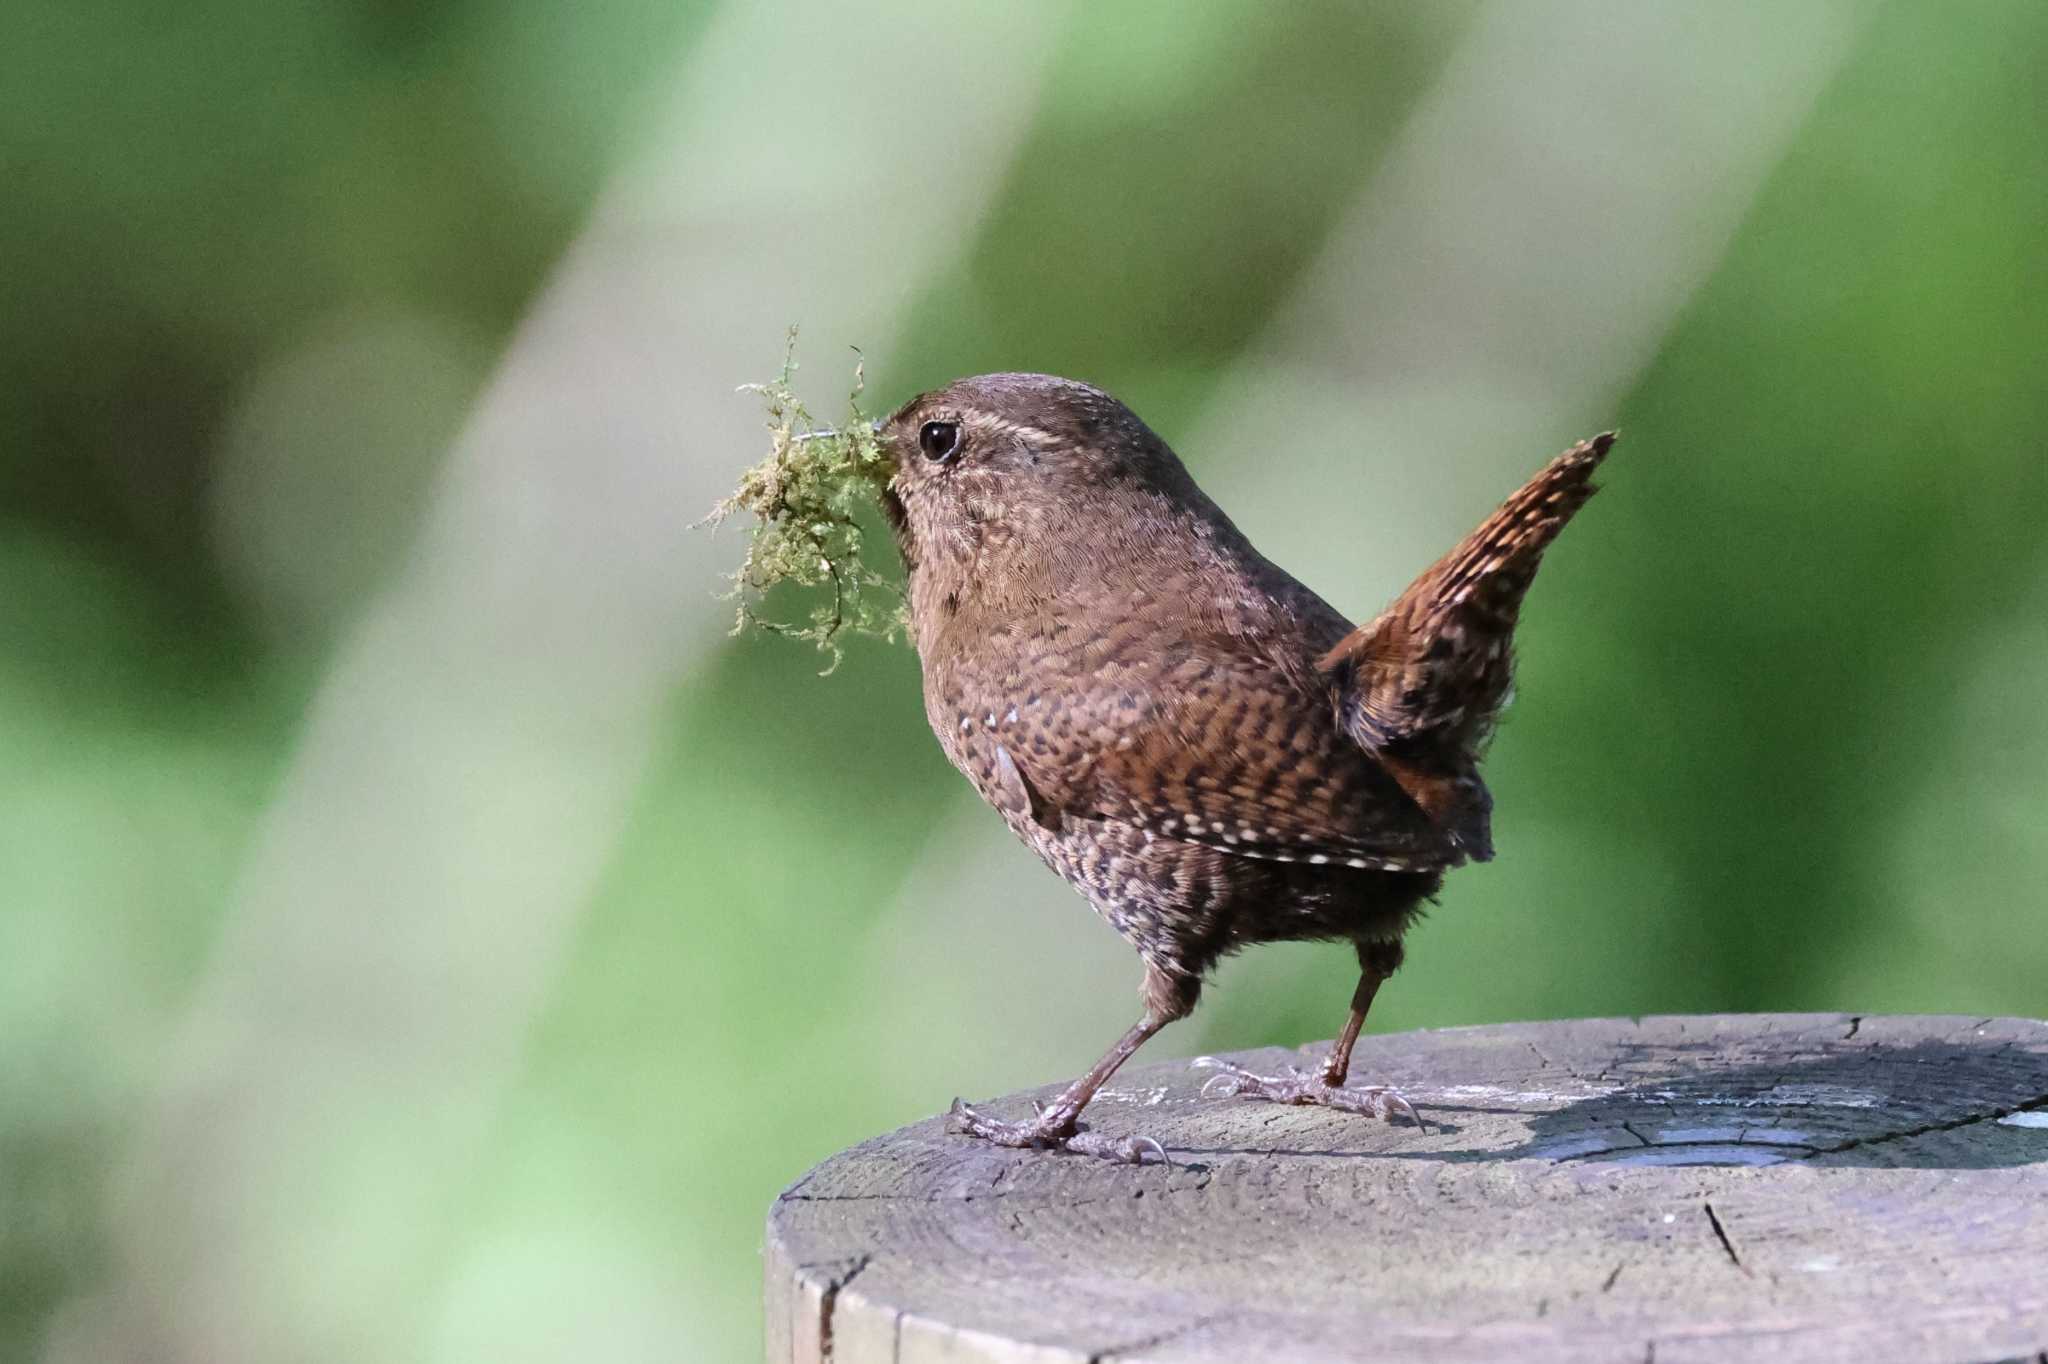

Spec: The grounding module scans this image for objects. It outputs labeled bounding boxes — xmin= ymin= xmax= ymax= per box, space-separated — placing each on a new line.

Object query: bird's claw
xmin=1193 ymin=1054 xmax=1253 ymax=1098
xmin=1193 ymin=1055 xmax=1309 ymax=1098
xmin=947 ymin=1098 xmax=1169 ymax=1165
xmin=1190 ymin=1057 xmax=1424 ymax=1128
xmin=1064 ymin=1130 xmax=1169 ymax=1164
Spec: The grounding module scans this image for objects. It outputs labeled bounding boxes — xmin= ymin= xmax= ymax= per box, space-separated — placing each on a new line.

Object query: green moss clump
xmin=704 ymin=335 xmax=901 ymax=672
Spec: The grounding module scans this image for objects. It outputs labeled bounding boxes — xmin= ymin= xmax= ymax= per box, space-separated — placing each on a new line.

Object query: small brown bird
xmin=880 ymin=374 xmax=1613 ymax=1161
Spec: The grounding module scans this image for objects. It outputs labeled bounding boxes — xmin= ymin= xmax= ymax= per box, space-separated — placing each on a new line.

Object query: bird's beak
xmin=869 ymin=418 xmax=905 ymax=468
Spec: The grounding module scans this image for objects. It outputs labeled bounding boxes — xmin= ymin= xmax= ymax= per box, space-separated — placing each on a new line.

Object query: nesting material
xmin=704 ymin=339 xmax=901 ymax=672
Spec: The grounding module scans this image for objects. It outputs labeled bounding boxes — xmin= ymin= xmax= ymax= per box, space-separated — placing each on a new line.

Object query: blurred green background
xmin=5 ymin=1 xmax=2045 ymax=1359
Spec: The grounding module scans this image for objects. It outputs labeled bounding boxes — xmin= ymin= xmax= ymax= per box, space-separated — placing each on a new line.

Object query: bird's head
xmin=878 ymin=373 xmax=1197 ymax=594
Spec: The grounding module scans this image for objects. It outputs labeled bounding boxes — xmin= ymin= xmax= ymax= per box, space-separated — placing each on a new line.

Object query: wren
xmin=878 ymin=374 xmax=1614 ymax=1162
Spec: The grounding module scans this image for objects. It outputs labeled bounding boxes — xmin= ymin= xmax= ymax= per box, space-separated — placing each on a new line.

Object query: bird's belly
xmin=995 ymin=809 xmax=1233 ymax=977
xmin=923 ymin=668 xmax=1435 ymax=975
xmin=991 ymin=807 xmax=1424 ymax=979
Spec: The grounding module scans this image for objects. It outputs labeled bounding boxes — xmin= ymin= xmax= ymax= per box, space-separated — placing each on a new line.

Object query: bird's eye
xmin=919 ymin=420 xmax=962 ymax=463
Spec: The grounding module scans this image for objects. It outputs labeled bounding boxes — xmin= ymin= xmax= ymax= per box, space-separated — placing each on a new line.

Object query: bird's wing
xmin=975 ymin=651 xmax=1462 ymax=875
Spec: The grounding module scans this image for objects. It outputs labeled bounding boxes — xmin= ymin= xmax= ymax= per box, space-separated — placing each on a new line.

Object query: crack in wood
xmin=1702 ymin=1202 xmax=1749 ymax=1275
xmin=1088 ymin=1313 xmax=1228 ymax=1363
xmin=1804 ymin=1091 xmax=2048 ymax=1158
xmin=816 ymin=1254 xmax=871 ymax=1362
xmin=1555 ymin=1131 xmax=1821 ymax=1162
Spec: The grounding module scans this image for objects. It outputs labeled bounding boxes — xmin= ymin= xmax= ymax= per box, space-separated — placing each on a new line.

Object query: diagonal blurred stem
xmin=65 ymin=5 xmax=1071 ymax=1363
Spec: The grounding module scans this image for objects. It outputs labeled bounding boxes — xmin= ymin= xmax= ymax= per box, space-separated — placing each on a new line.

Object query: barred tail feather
xmin=1320 ymin=432 xmax=1616 ymax=858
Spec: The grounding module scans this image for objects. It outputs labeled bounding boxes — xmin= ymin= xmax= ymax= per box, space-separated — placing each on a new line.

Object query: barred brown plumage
xmin=879 ymin=372 xmax=1615 ymax=1162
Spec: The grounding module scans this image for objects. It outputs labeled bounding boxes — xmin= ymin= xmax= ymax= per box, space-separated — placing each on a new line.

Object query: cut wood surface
xmin=764 ymin=1014 xmax=2048 ymax=1363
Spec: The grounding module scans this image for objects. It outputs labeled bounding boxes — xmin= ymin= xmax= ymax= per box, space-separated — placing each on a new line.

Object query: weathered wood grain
xmin=765 ymin=1014 xmax=2048 ymax=1363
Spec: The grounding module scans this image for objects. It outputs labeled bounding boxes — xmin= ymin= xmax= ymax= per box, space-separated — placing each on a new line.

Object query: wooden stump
xmin=764 ymin=1014 xmax=2048 ymax=1363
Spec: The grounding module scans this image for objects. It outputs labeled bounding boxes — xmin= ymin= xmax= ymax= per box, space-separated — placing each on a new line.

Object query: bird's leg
xmin=948 ymin=964 xmax=1193 ymax=1163
xmin=1321 ymin=967 xmax=1387 ymax=1086
xmin=1195 ymin=941 xmax=1423 ymax=1127
xmin=949 ymin=1015 xmax=1168 ymax=1162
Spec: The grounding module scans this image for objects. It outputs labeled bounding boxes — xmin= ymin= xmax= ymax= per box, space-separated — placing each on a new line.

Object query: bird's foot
xmin=1192 ymin=1057 xmax=1424 ymax=1128
xmin=946 ymin=1098 xmax=1168 ymax=1165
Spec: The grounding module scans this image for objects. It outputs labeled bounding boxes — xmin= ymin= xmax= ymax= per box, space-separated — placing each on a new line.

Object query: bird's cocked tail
xmin=1319 ymin=432 xmax=1616 ymax=861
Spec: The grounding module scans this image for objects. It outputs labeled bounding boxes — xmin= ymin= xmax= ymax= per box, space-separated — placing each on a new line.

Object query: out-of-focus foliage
xmin=3 ymin=2 xmax=2045 ymax=1361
